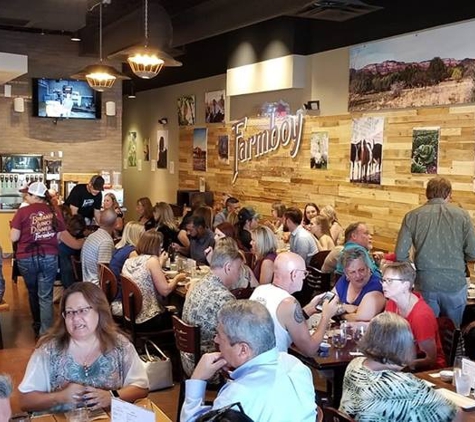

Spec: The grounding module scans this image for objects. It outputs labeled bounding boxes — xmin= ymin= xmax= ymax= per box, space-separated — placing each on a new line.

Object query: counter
xmin=0 ymin=210 xmax=15 ymax=253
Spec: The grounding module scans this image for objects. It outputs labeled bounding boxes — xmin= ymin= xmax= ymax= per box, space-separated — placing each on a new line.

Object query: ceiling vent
xmin=294 ymin=0 xmax=383 ymax=22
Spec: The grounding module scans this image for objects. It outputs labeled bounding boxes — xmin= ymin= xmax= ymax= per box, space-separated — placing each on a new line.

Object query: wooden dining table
xmin=289 ymin=340 xmax=358 ymax=407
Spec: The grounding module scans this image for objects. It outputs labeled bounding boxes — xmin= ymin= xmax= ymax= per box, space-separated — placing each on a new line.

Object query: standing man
xmin=181 ymin=300 xmax=317 ymax=422
xmin=213 ymin=196 xmax=240 ymax=227
xmin=396 ymin=177 xmax=475 ymax=326
xmin=65 ymin=175 xmax=104 ymax=225
xmin=284 ymin=207 xmax=318 ymax=265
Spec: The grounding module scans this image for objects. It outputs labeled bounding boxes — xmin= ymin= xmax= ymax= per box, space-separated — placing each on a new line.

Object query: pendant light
xmin=72 ymin=1 xmax=129 ymax=91
xmin=127 ymin=0 xmax=164 ymax=79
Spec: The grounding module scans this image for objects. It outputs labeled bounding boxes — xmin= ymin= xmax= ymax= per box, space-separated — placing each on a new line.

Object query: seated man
xmin=179 ymin=215 xmax=215 ymax=264
xmin=0 ymin=374 xmax=12 ymax=422
xmin=181 ymin=300 xmax=317 ymax=422
xmin=181 ymin=239 xmax=240 ymax=377
xmin=250 ymin=252 xmax=338 ymax=356
xmin=81 ymin=209 xmax=117 ymax=285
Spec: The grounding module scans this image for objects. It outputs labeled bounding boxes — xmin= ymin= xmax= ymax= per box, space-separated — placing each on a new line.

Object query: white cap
xmin=28 ymin=182 xmax=47 ymax=198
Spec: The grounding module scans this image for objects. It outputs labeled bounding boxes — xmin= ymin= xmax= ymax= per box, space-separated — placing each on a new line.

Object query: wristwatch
xmin=110 ymin=390 xmax=120 ymax=398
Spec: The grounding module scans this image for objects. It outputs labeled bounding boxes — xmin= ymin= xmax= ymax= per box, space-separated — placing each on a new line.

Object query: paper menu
xmin=111 ymin=398 xmax=155 ymax=422
xmin=462 ymin=358 xmax=475 ymax=389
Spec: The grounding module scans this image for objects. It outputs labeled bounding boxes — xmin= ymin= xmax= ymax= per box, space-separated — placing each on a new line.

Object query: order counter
xmin=0 ymin=210 xmax=15 ymax=254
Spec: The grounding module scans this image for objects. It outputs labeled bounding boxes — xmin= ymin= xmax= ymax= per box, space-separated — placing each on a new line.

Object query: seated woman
xmin=122 ymin=230 xmax=186 ymax=330
xmin=153 ymin=202 xmax=179 ymax=251
xmin=235 ymin=207 xmax=259 ymax=252
xmin=251 ymin=225 xmax=277 ymax=285
xmin=320 ymin=205 xmax=344 ymax=245
xmin=382 ymin=261 xmax=446 ymax=370
xmin=309 ymin=215 xmax=335 ymax=251
xmin=18 ymin=283 xmax=148 ymax=414
xmin=135 ymin=197 xmax=155 ymax=231
xmin=302 ymin=202 xmax=320 ymax=229
xmin=333 ymin=248 xmax=385 ymax=321
xmin=103 ymin=192 xmax=124 ymax=239
xmin=340 ymin=312 xmax=458 ymax=422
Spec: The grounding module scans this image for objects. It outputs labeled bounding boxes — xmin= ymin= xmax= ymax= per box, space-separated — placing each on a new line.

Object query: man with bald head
xmin=81 ymin=208 xmax=117 ymax=285
xmin=250 ymin=252 xmax=338 ymax=356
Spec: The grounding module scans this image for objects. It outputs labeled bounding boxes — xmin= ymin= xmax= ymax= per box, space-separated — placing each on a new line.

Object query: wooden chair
xmin=70 ymin=255 xmax=82 ymax=282
xmin=231 ymin=286 xmax=255 ymax=299
xmin=172 ymin=315 xmax=201 ymax=421
xmin=294 ymin=264 xmax=332 ymax=306
xmin=322 ymin=407 xmax=355 ymax=422
xmin=98 ymin=263 xmax=118 ymax=304
xmin=242 ymin=251 xmax=255 ymax=269
xmin=309 ymin=250 xmax=332 ymax=270
xmin=437 ymin=316 xmax=461 ymax=366
xmin=120 ymin=275 xmax=174 ymax=349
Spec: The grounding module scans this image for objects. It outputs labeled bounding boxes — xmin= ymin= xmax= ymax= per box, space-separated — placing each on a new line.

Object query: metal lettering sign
xmin=231 ymin=113 xmax=303 ymax=183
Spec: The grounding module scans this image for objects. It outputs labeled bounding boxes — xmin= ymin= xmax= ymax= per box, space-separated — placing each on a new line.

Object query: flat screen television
xmin=32 ymin=78 xmax=102 ymax=119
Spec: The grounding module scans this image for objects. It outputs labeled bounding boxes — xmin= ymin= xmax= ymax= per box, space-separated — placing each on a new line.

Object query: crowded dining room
xmin=3 ymin=0 xmax=475 ymax=420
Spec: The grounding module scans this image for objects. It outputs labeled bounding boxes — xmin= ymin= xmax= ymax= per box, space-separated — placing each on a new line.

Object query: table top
xmin=289 ymin=340 xmax=358 ymax=370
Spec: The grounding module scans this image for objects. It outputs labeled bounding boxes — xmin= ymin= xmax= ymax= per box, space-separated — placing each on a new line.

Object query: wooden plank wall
xmin=178 ymin=106 xmax=475 ymax=252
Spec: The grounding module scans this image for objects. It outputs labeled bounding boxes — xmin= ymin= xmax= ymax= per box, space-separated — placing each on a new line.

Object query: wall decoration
xmin=177 ymin=95 xmax=196 ymax=126
xmin=411 ymin=127 xmax=440 ymax=174
xmin=205 ymin=90 xmax=225 ymax=123
xmin=310 ymin=132 xmax=328 ymax=169
xmin=218 ymin=135 xmax=229 ymax=164
xmin=350 ymin=116 xmax=384 ymax=184
xmin=193 ymin=128 xmax=208 ymax=172
xmin=349 ymin=20 xmax=475 ymax=111
xmin=143 ymin=138 xmax=150 ymax=161
xmin=157 ymin=130 xmax=168 ymax=169
xmin=260 ymin=100 xmax=290 ymax=118
xmin=127 ymin=131 xmax=137 ymax=167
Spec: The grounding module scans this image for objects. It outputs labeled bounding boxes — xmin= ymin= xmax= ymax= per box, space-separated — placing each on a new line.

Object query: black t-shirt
xmin=65 ymin=184 xmax=102 ymax=220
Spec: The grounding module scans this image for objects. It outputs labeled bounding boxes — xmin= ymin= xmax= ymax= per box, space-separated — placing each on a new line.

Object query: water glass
xmin=454 ymin=369 xmax=472 ymax=396
xmin=353 ymin=325 xmax=365 ymax=351
xmin=332 ymin=328 xmax=347 ymax=349
xmin=65 ymin=407 xmax=89 ymax=422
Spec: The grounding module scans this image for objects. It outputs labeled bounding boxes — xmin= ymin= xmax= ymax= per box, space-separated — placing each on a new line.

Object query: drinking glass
xmin=454 ymin=369 xmax=472 ymax=396
xmin=353 ymin=325 xmax=365 ymax=352
xmin=332 ymin=328 xmax=347 ymax=349
xmin=65 ymin=407 xmax=89 ymax=422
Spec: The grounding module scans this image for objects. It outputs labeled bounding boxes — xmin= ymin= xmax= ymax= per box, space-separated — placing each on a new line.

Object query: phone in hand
xmin=315 ymin=291 xmax=336 ymax=312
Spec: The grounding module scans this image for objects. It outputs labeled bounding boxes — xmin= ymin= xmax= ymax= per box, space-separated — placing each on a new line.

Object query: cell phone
xmin=315 ymin=291 xmax=336 ymax=311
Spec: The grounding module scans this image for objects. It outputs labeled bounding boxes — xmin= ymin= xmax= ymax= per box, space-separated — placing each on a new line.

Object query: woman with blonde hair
xmin=320 ymin=205 xmax=344 ymax=245
xmin=103 ymin=192 xmax=123 ymax=237
xmin=309 ymin=215 xmax=335 ymax=251
xmin=251 ymin=226 xmax=278 ymax=284
xmin=153 ymin=202 xmax=179 ymax=250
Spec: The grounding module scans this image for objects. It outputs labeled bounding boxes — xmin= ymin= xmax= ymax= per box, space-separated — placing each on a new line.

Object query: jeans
xmin=0 ymin=247 xmax=5 ymax=302
xmin=18 ymin=255 xmax=58 ymax=335
xmin=58 ymin=243 xmax=79 ymax=289
xmin=420 ymin=285 xmax=467 ymax=328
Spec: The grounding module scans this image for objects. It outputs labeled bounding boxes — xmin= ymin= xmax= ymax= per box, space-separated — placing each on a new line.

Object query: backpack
xmin=197 ymin=403 xmax=254 ymax=422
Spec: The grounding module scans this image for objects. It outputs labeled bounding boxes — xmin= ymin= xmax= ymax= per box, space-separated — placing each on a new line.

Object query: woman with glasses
xmin=333 ymin=248 xmax=385 ymax=321
xmin=18 ymin=283 xmax=148 ymax=414
xmin=340 ymin=312 xmax=457 ymax=422
xmin=382 ymin=261 xmax=446 ymax=370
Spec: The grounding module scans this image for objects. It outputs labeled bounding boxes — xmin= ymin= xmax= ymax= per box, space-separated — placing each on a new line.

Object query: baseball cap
xmin=238 ymin=207 xmax=260 ymax=223
xmin=19 ymin=182 xmax=31 ymax=193
xmin=90 ymin=175 xmax=105 ymax=191
xmin=27 ymin=181 xmax=47 ymax=198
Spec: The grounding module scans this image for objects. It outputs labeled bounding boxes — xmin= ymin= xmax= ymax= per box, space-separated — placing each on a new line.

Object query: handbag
xmin=140 ymin=340 xmax=173 ymax=391
xmin=196 ymin=402 xmax=254 ymax=422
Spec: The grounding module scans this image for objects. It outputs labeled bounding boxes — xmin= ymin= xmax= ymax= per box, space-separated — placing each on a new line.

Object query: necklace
xmin=71 ymin=337 xmax=99 ymax=378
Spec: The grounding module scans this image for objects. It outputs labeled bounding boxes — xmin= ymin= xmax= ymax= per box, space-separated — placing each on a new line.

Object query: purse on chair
xmin=139 ymin=339 xmax=173 ymax=391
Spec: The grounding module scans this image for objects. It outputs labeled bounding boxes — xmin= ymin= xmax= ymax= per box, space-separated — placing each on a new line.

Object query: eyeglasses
xmin=62 ymin=306 xmax=93 ymax=319
xmin=380 ymin=278 xmax=406 ymax=285
xmin=292 ymin=269 xmax=309 ymax=278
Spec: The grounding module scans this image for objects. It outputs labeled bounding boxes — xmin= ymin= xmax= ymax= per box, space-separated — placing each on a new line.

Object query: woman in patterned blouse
xmin=340 ymin=312 xmax=458 ymax=422
xmin=18 ymin=283 xmax=148 ymax=414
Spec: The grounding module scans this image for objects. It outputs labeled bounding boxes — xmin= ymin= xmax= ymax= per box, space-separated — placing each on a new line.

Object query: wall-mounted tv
xmin=32 ymin=78 xmax=102 ymax=119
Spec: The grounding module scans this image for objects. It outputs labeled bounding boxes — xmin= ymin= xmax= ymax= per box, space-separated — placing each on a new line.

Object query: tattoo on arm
xmin=293 ymin=302 xmax=305 ymax=324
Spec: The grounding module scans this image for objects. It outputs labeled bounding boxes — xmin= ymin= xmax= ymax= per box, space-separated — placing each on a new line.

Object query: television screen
xmin=32 ymin=78 xmax=101 ymax=119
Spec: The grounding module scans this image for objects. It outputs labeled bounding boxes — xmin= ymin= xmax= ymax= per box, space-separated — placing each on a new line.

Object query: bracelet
xmin=302 ymin=309 xmax=310 ymax=320
xmin=110 ymin=390 xmax=120 ymax=398
xmin=336 ymin=304 xmax=346 ymax=316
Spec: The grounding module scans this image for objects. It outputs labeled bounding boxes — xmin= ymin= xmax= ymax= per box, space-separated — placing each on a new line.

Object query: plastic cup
xmin=65 ymin=407 xmax=89 ymax=422
xmin=332 ymin=329 xmax=347 ymax=349
xmin=454 ymin=369 xmax=472 ymax=396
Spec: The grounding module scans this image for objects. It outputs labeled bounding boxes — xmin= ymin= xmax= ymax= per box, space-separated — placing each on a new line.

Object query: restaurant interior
xmin=3 ymin=0 xmax=475 ymax=420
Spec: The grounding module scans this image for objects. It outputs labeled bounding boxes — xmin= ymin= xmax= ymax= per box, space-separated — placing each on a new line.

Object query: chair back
xmin=309 ymin=250 xmax=332 ymax=270
xmin=437 ymin=316 xmax=461 ymax=366
xmin=323 ymin=407 xmax=355 ymax=422
xmin=71 ymin=255 xmax=82 ymax=282
xmin=242 ymin=251 xmax=255 ymax=268
xmin=231 ymin=286 xmax=255 ymax=299
xmin=98 ymin=263 xmax=118 ymax=303
xmin=172 ymin=315 xmax=201 ymax=366
xmin=120 ymin=275 xmax=143 ymax=323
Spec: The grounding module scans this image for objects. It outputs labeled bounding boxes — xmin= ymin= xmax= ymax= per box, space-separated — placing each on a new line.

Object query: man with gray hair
xmin=181 ymin=238 xmax=241 ymax=377
xmin=181 ymin=300 xmax=317 ymax=422
xmin=396 ymin=176 xmax=475 ymax=326
xmin=0 ymin=374 xmax=12 ymax=422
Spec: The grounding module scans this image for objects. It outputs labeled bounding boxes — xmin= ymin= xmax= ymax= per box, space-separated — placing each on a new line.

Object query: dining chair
xmin=437 ymin=316 xmax=462 ymax=366
xmin=98 ymin=263 xmax=118 ymax=304
xmin=322 ymin=407 xmax=355 ymax=422
xmin=230 ymin=286 xmax=255 ymax=299
xmin=70 ymin=255 xmax=83 ymax=283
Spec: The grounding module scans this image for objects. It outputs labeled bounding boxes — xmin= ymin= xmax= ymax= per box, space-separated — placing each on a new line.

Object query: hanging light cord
xmin=144 ymin=0 xmax=149 ymax=47
xmin=99 ymin=2 xmax=103 ymax=61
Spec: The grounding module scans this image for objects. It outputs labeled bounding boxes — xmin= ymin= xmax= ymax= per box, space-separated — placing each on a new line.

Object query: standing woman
xmin=10 ymin=182 xmax=66 ymax=336
xmin=103 ymin=192 xmax=124 ymax=238
xmin=320 ymin=205 xmax=344 ymax=245
xmin=309 ymin=215 xmax=335 ymax=251
xmin=153 ymin=202 xmax=179 ymax=251
xmin=302 ymin=202 xmax=320 ymax=229
xmin=135 ymin=197 xmax=155 ymax=231
xmin=251 ymin=226 xmax=278 ymax=285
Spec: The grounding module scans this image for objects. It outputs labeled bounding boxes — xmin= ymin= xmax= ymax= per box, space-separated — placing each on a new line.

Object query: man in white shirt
xmin=284 ymin=207 xmax=318 ymax=265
